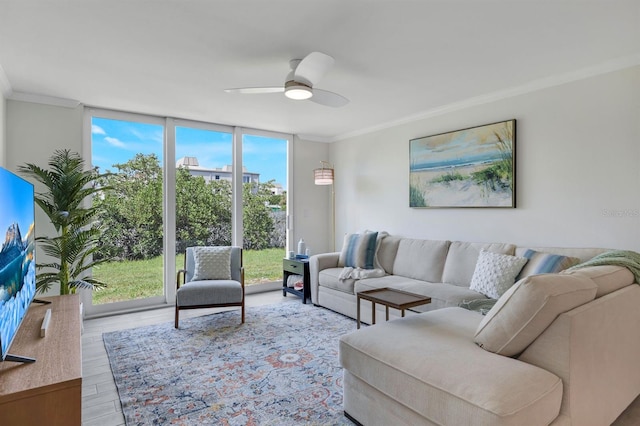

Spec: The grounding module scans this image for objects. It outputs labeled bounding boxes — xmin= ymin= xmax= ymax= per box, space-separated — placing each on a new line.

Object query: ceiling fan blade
xmin=294 ymin=52 xmax=335 ymax=87
xmin=225 ymin=87 xmax=284 ymax=94
xmin=309 ymin=88 xmax=349 ymax=108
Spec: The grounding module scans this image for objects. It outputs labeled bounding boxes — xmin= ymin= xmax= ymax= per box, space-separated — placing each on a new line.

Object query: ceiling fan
xmin=224 ymin=52 xmax=349 ymax=108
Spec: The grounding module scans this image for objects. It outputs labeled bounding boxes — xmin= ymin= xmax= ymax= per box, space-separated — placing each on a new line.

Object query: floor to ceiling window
xmin=241 ymin=132 xmax=288 ymax=285
xmin=82 ymin=109 xmax=292 ymax=316
xmin=174 ymin=123 xmax=233 ymax=279
xmin=88 ymin=112 xmax=166 ymax=314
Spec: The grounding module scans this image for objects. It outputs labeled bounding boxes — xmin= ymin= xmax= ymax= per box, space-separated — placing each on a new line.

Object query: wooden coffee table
xmin=356 ymin=288 xmax=431 ymax=329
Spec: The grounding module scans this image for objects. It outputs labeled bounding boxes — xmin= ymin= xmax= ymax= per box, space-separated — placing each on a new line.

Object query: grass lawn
xmin=92 ymin=247 xmax=285 ymax=305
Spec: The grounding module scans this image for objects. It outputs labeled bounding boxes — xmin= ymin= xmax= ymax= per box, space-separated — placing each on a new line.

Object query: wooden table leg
xmin=386 ymin=305 xmax=389 ymax=321
xmin=401 ymin=309 xmax=405 ymax=318
xmin=371 ymin=302 xmax=376 ymax=325
xmin=357 ymin=295 xmax=361 ymax=329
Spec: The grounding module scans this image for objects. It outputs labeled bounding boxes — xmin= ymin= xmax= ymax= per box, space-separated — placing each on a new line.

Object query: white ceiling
xmin=0 ymin=0 xmax=638 ymax=141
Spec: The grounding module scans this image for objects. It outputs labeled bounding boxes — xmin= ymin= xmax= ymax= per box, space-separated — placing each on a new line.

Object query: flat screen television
xmin=0 ymin=166 xmax=36 ymax=363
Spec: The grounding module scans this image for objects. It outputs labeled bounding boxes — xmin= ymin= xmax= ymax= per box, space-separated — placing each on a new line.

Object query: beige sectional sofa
xmin=309 ymin=235 xmax=640 ymax=425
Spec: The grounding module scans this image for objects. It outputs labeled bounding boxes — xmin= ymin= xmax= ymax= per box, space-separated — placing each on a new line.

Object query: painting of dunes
xmin=410 ymin=119 xmax=515 ymax=208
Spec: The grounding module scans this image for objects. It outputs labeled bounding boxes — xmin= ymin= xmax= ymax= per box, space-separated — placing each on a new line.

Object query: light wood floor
xmin=81 ymin=290 xmax=640 ymax=426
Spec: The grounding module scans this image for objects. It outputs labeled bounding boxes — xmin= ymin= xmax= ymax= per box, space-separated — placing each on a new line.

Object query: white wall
xmin=292 ymin=135 xmax=332 ymax=254
xmin=6 ymin=100 xmax=84 ymax=168
xmin=330 ymin=66 xmax=640 ymax=251
xmin=6 ymin=100 xmax=84 ymax=295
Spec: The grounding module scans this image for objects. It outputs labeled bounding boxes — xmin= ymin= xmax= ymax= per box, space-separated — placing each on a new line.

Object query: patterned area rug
xmin=103 ymin=303 xmax=357 ymax=425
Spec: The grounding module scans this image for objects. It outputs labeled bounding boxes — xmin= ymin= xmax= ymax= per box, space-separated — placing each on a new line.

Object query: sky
xmin=91 ymin=117 xmax=287 ymax=189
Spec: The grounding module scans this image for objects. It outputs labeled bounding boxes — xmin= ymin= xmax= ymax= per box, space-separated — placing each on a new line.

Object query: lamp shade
xmin=314 ymin=166 xmax=334 ymax=185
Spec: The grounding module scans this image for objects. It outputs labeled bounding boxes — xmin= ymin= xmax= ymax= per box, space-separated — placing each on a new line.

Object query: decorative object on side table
xmin=282 ymin=258 xmax=311 ymax=303
xmin=409 ymin=119 xmax=516 ymax=208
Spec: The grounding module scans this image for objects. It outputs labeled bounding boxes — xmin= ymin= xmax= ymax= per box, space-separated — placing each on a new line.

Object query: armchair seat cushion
xmin=177 ymin=280 xmax=243 ymax=306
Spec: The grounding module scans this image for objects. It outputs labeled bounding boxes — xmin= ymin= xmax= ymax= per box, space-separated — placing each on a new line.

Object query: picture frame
xmin=409 ymin=119 xmax=516 ymax=208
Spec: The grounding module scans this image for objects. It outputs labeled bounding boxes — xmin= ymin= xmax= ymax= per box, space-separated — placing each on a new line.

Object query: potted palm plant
xmin=19 ymin=149 xmax=111 ymax=295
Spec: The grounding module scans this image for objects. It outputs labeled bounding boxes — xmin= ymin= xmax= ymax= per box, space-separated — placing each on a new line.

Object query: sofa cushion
xmin=392 ymin=238 xmax=450 ymax=282
xmin=354 ymin=274 xmax=424 ymax=292
xmin=338 ymin=232 xmax=379 ymax=269
xmin=318 ymin=267 xmax=356 ymax=294
xmin=561 ymin=265 xmax=635 ymax=298
xmin=393 ymin=281 xmax=487 ymax=312
xmin=354 ymin=277 xmax=487 ymax=311
xmin=340 ymin=308 xmax=563 ymax=426
xmin=474 ymin=274 xmax=597 ymax=356
xmin=516 ymin=249 xmax=580 ymax=280
xmin=376 ymin=234 xmax=402 ymax=274
xmin=469 ymin=250 xmax=528 ymax=299
xmin=442 ymin=241 xmax=516 ymax=286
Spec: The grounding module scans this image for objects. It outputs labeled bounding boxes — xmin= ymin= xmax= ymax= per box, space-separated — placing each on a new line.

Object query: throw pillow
xmin=338 ymin=232 xmax=379 ymax=269
xmin=469 ymin=250 xmax=528 ymax=299
xmin=192 ymin=246 xmax=232 ymax=281
xmin=474 ymin=273 xmax=598 ymax=356
xmin=516 ymin=249 xmax=580 ymax=280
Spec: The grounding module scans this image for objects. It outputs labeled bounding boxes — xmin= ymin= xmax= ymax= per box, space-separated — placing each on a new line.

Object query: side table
xmin=282 ymin=258 xmax=311 ymax=304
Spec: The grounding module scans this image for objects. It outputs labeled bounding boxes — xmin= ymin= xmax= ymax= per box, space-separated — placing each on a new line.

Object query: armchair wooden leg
xmin=175 ymin=305 xmax=179 ymax=329
xmin=241 ymin=302 xmax=245 ymax=324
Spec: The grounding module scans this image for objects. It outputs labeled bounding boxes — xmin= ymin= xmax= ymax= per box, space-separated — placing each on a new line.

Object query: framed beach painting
xmin=409 ymin=119 xmax=516 ymax=208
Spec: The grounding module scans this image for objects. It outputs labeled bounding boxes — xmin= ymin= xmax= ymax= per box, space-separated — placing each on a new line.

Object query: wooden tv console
xmin=0 ymin=294 xmax=82 ymax=426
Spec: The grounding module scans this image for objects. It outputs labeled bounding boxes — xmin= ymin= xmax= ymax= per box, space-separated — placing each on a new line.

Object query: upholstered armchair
xmin=175 ymin=246 xmax=245 ymax=328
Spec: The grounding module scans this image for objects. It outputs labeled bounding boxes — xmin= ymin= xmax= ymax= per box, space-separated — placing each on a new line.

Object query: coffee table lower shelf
xmin=356 ymin=288 xmax=431 ymax=329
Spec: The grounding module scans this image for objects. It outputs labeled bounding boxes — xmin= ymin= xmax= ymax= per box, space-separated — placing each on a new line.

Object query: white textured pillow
xmin=469 ymin=250 xmax=528 ymax=299
xmin=192 ymin=246 xmax=232 ymax=281
xmin=474 ymin=274 xmax=598 ymax=356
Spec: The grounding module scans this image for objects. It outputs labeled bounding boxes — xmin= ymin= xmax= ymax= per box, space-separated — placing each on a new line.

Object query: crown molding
xmin=296 ymin=133 xmax=335 ymax=143
xmin=331 ymin=54 xmax=640 ymax=143
xmin=9 ymin=91 xmax=80 ymax=108
xmin=0 ymin=64 xmax=12 ymax=98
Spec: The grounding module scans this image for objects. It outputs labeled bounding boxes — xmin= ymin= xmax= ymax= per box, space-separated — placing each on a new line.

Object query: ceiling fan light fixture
xmin=284 ymin=81 xmax=313 ymax=100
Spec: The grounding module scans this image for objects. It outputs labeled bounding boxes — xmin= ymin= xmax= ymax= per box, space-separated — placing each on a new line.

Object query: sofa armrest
xmin=309 ymin=252 xmax=340 ymax=305
xmin=519 ymin=284 xmax=640 ymax=426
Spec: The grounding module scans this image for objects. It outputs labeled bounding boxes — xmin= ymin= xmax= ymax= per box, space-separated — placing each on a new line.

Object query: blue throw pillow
xmin=338 ymin=232 xmax=378 ymax=269
xmin=516 ymin=249 xmax=580 ymax=280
